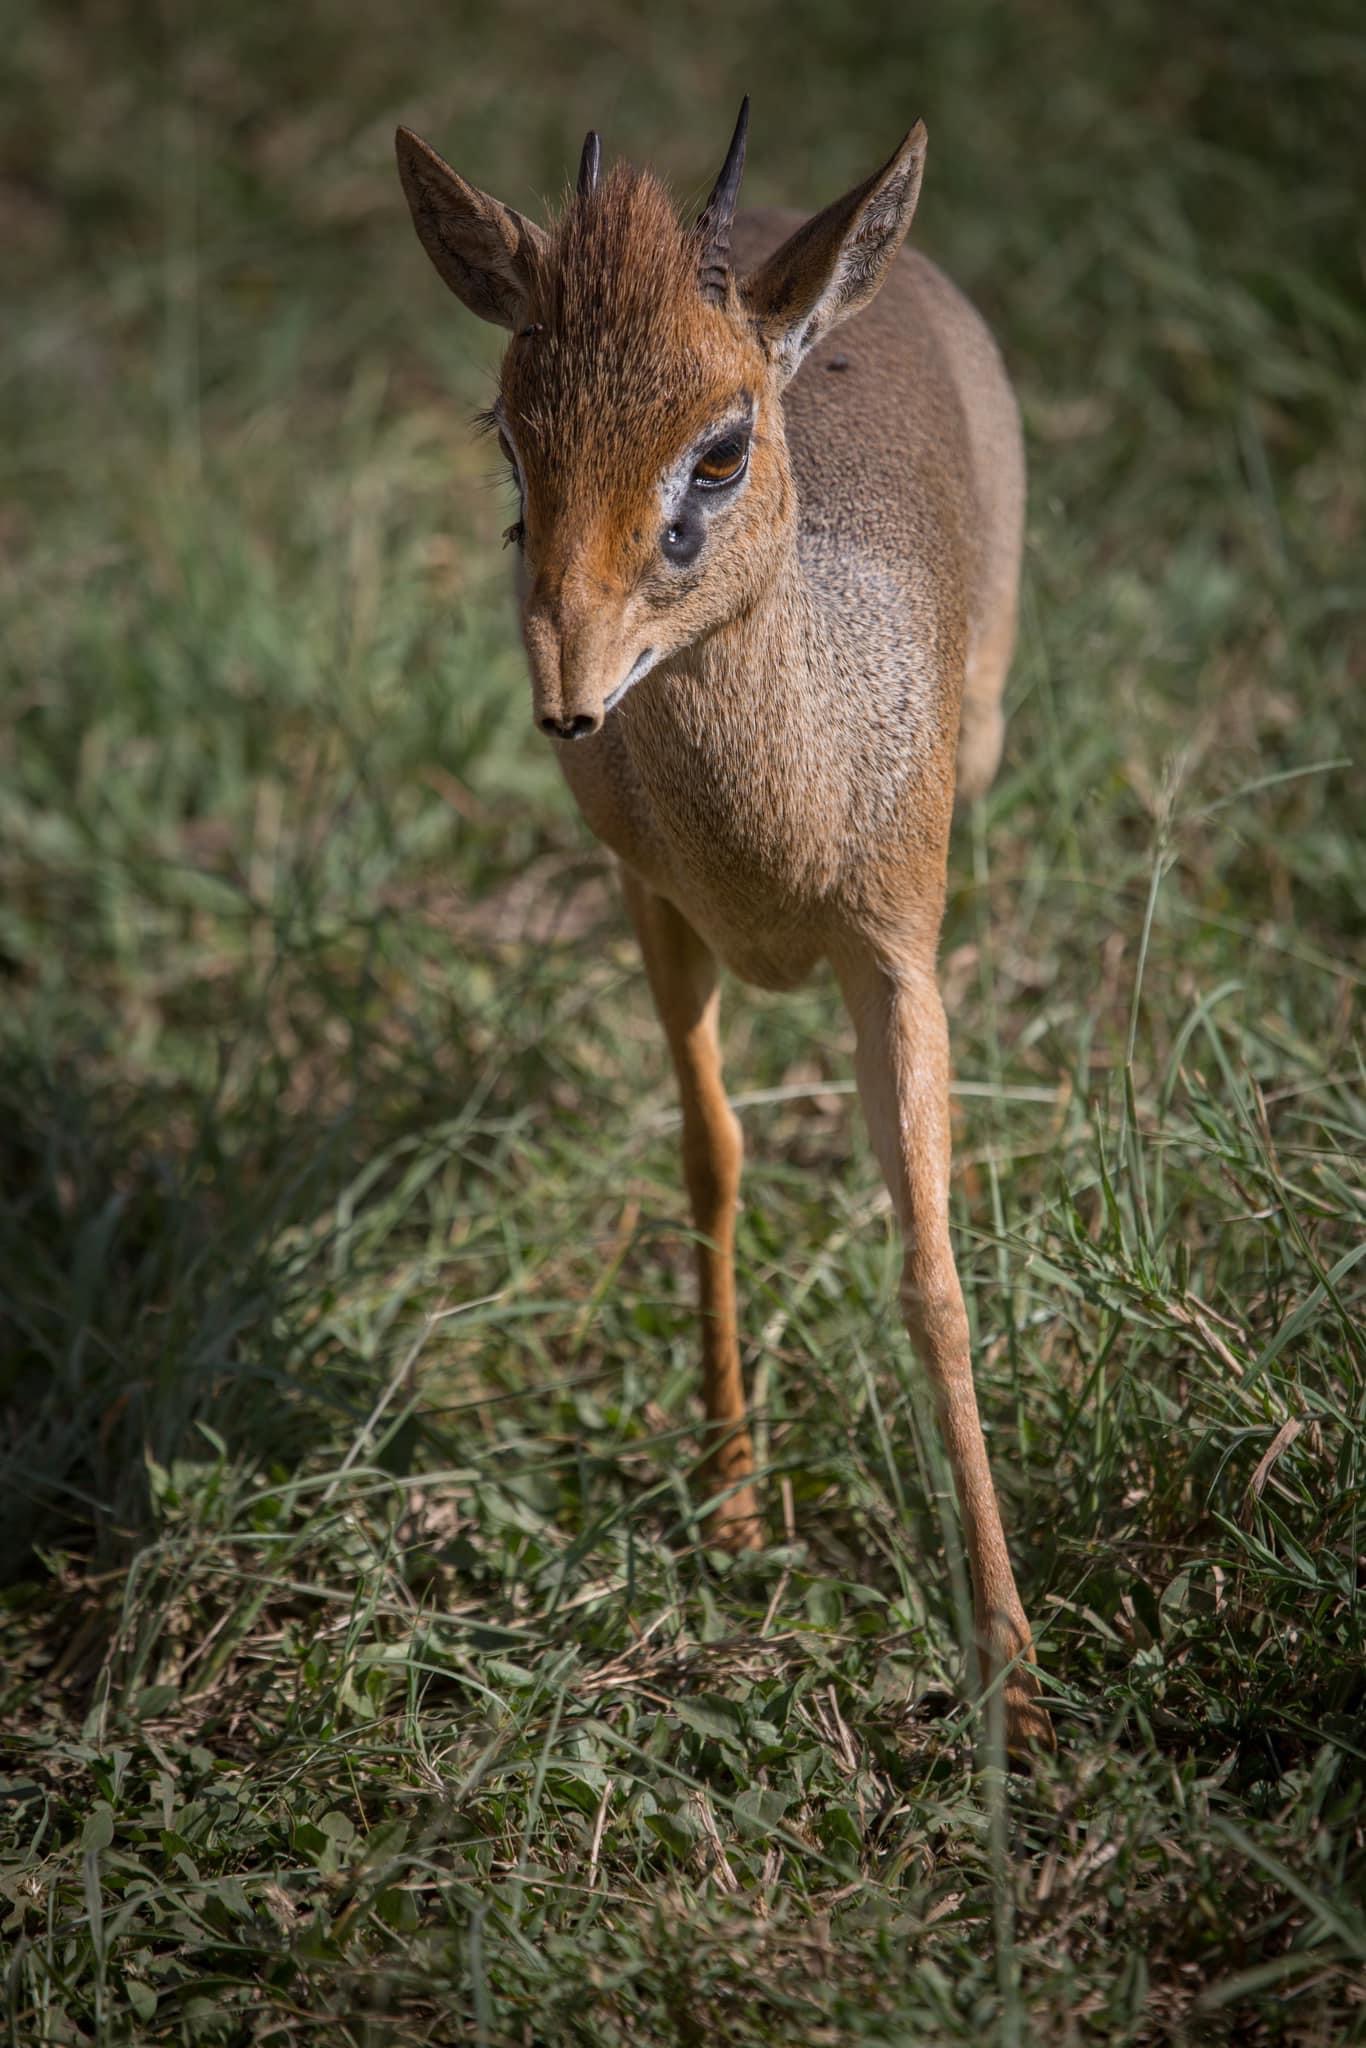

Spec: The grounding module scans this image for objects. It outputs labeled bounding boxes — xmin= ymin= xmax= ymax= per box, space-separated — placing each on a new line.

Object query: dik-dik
xmin=396 ymin=103 xmax=1051 ymax=1750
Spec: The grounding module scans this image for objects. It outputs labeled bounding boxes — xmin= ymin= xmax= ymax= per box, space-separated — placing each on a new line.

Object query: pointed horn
xmin=577 ymin=130 xmax=602 ymax=198
xmin=696 ymin=96 xmax=749 ymax=304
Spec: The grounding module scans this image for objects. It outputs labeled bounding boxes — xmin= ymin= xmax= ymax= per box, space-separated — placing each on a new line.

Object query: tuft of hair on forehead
xmin=501 ymin=164 xmax=730 ymax=479
xmin=538 ymin=163 xmax=701 ymax=342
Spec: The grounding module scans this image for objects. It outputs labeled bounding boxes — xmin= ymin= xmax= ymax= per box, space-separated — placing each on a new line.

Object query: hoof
xmin=977 ymin=1619 xmax=1054 ymax=1763
xmin=705 ymin=1481 xmax=764 ymax=1553
xmin=1004 ymin=1683 xmax=1056 ymax=1762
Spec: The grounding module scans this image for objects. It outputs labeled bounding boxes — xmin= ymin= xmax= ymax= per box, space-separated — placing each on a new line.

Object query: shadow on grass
xmin=0 ymin=1039 xmax=375 ymax=1579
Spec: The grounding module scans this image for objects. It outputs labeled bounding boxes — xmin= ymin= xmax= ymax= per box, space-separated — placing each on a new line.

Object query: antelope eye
xmin=691 ymin=433 xmax=749 ymax=489
xmin=497 ymin=429 xmax=517 ymax=469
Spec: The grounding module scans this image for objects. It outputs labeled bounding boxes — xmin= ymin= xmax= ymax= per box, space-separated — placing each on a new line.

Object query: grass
xmin=2 ymin=0 xmax=1364 ymax=2040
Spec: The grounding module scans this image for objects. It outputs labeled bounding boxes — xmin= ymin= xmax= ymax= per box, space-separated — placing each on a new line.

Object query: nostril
xmin=540 ymin=712 xmax=599 ymax=741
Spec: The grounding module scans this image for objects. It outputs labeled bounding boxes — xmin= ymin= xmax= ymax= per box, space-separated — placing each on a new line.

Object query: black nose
xmin=540 ymin=712 xmax=598 ymax=741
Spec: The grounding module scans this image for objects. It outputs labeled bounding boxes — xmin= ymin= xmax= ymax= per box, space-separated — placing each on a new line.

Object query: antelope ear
xmin=395 ymin=127 xmax=547 ymax=329
xmin=741 ymin=123 xmax=926 ymax=383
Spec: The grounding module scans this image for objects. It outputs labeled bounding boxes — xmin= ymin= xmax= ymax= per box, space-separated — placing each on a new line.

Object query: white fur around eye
xmin=494 ymin=412 xmax=527 ymax=501
xmin=659 ymin=403 xmax=756 ymax=516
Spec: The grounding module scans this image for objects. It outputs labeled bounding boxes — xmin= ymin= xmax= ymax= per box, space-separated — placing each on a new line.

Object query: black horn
xmin=577 ymin=130 xmax=602 ymax=198
xmin=696 ymin=97 xmax=749 ymax=304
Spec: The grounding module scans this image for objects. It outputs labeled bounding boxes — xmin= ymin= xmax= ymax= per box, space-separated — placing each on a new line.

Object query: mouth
xmin=603 ymin=646 xmax=658 ymax=717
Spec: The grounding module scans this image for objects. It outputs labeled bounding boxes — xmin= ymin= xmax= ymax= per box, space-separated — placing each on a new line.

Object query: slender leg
xmin=620 ymin=869 xmax=761 ymax=1550
xmin=955 ymin=610 xmax=1015 ymax=807
xmin=835 ymin=939 xmax=1052 ymax=1752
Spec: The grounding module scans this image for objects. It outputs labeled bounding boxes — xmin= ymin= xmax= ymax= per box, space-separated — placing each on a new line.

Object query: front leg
xmin=835 ymin=939 xmax=1053 ymax=1754
xmin=620 ymin=869 xmax=761 ymax=1550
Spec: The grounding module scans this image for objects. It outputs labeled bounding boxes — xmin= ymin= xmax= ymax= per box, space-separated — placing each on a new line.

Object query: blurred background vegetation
xmin=1 ymin=1 xmax=1363 ymax=2042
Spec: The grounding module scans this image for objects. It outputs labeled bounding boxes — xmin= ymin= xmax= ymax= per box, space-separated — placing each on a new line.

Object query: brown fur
xmin=395 ymin=118 xmax=1050 ymax=1752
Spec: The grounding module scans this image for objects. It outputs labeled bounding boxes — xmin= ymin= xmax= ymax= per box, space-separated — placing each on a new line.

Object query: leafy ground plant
xmin=1 ymin=0 xmax=1363 ymax=2042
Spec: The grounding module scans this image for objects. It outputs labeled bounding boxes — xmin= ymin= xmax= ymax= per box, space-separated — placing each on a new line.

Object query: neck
xmin=640 ymin=532 xmax=827 ymax=736
xmin=619 ymin=532 xmax=850 ymax=902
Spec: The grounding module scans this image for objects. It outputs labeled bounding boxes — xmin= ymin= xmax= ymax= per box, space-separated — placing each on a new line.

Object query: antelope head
xmin=396 ymin=105 xmax=927 ymax=739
